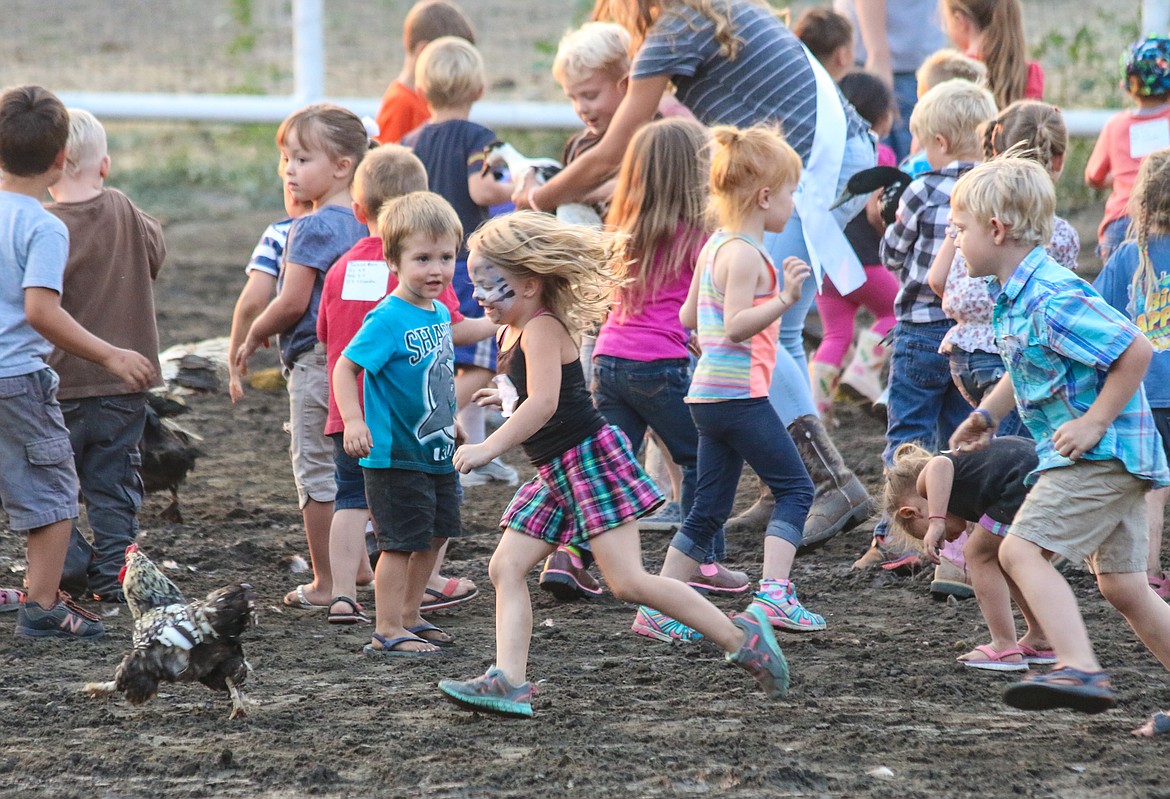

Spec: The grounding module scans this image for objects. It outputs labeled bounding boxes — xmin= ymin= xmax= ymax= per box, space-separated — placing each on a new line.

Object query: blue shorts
xmin=330 ymin=433 xmax=367 ymax=511
xmin=1153 ymin=407 xmax=1170 ymax=462
xmin=0 ymin=369 xmax=79 ymax=531
xmin=451 ymin=259 xmax=497 ymax=371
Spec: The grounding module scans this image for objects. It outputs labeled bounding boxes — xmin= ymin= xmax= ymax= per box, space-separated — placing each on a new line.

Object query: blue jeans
xmin=60 ymin=393 xmax=147 ymax=597
xmin=672 ymin=398 xmax=812 ymax=561
xmin=1097 ymin=216 xmax=1130 ymax=264
xmin=763 ymin=131 xmax=876 ymax=425
xmin=592 ymin=355 xmax=725 ymax=562
xmin=948 ymin=348 xmax=1027 ymax=438
xmin=886 ymin=72 xmax=920 ymax=164
xmin=882 ymin=321 xmax=973 ymax=465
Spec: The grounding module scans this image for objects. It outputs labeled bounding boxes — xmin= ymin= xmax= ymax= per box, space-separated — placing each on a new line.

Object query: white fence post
xmin=293 ymin=0 xmax=325 ymax=104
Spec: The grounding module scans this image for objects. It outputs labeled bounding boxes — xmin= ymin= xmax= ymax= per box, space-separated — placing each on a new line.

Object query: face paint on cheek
xmin=474 ymin=263 xmax=516 ymax=308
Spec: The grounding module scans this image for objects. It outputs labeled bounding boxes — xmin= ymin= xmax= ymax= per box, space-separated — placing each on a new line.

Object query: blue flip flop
xmin=363 ymin=632 xmax=442 ymax=658
xmin=408 ymin=622 xmax=454 ymax=647
xmin=1133 ymin=711 xmax=1170 ymax=737
xmin=1003 ymin=666 xmax=1116 ymax=714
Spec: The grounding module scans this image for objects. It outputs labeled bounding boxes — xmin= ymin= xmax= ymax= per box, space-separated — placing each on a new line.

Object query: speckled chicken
xmin=142 ymin=392 xmax=202 ymax=523
xmin=83 ymin=545 xmax=258 ymax=719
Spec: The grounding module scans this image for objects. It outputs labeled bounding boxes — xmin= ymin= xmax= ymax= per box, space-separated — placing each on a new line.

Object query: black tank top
xmin=498 ymin=321 xmax=605 ymax=466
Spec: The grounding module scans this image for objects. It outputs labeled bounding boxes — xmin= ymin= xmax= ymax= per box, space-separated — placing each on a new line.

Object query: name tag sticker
xmin=1130 ymin=118 xmax=1170 ymax=159
xmin=341 ymin=260 xmax=390 ymax=302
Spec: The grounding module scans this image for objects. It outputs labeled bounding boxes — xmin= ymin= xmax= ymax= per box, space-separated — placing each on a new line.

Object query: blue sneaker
xmin=630 ymin=605 xmax=703 ymax=643
xmin=727 ymin=604 xmax=790 ymax=698
xmin=15 ymin=599 xmax=105 ymax=640
xmin=439 ymin=667 xmax=534 ymax=718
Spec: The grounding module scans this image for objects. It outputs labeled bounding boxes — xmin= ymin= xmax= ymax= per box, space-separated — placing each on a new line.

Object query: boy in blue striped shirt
xmin=948 ymin=157 xmax=1170 ymax=735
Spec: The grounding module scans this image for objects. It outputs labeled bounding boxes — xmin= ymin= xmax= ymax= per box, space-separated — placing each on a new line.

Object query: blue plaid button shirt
xmin=881 ymin=162 xmax=976 ymax=323
xmin=991 ymin=246 xmax=1170 ymax=486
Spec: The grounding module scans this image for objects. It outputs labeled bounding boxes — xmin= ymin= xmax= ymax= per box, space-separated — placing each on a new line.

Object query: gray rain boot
xmin=787 ymin=414 xmax=873 ymax=550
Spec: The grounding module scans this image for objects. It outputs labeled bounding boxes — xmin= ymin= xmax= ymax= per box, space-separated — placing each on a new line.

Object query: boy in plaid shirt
xmin=880 ymin=79 xmax=997 ymax=463
xmin=857 ymin=79 xmax=997 ymax=562
xmin=949 ymin=158 xmax=1170 ymax=735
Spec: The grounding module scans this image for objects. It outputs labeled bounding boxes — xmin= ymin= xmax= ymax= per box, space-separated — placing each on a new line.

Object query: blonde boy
xmin=873 ymin=79 xmax=997 ymax=539
xmin=915 ymin=48 xmax=987 ymax=99
xmin=374 ymin=0 xmax=475 ymax=145
xmin=404 ymin=37 xmax=516 ymax=488
xmin=332 ymin=192 xmax=465 ymax=655
xmin=46 ymin=108 xmax=166 ymax=604
xmin=318 ymin=145 xmax=492 ymax=623
xmin=949 ymin=158 xmax=1170 ymax=731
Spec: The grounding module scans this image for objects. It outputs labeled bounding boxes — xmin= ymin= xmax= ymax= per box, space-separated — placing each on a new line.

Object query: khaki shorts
xmin=1011 ymin=459 xmax=1149 ymax=574
xmin=285 ymin=346 xmax=336 ymax=508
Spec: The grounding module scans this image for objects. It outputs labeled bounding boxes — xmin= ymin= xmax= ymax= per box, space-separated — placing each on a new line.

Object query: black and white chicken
xmin=480 ymin=140 xmax=604 ymax=227
xmin=83 ymin=545 xmax=257 ymax=720
xmin=142 ymin=392 xmax=202 ymax=523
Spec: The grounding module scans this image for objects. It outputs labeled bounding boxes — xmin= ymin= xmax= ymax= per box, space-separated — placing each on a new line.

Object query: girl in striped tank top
xmin=643 ymin=125 xmax=825 ymax=639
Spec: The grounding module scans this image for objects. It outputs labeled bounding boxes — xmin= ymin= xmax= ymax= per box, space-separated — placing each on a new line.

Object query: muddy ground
xmin=1 ymin=209 xmax=1168 ymax=799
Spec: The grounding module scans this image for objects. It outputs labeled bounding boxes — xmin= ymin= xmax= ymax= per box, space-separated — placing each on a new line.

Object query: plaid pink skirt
xmin=500 ymin=425 xmax=664 ymax=546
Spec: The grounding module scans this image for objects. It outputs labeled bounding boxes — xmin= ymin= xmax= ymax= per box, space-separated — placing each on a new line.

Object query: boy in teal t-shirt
xmin=332 ymin=191 xmax=466 ymax=657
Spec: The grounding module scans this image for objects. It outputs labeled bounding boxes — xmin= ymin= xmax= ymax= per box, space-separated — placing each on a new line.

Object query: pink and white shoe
xmin=749 ymin=580 xmax=826 ymax=632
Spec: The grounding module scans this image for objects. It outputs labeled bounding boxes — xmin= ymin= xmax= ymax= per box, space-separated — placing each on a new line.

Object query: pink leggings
xmin=813 ymin=265 xmax=898 ymax=367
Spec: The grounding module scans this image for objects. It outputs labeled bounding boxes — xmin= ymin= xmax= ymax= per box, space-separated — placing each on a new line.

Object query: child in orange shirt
xmin=373 ymin=0 xmax=475 ymax=145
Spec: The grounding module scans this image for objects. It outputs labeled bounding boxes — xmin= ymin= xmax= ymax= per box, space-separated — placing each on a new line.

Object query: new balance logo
xmin=59 ymin=613 xmax=85 ymax=635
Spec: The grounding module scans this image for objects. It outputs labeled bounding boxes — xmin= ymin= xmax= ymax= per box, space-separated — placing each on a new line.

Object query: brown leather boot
xmin=724 ymin=476 xmax=775 ymax=534
xmin=787 ymin=414 xmax=873 ymax=550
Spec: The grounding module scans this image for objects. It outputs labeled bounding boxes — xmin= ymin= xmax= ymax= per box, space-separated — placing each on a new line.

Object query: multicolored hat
xmin=1123 ymin=37 xmax=1170 ymax=97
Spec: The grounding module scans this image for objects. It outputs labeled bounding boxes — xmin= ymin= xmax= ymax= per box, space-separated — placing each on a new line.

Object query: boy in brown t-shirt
xmin=46 ymin=108 xmax=166 ymax=605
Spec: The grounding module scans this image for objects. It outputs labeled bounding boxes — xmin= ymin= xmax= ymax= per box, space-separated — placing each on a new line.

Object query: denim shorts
xmin=948 ymin=348 xmax=1026 ymax=438
xmin=331 ymin=433 xmax=367 ymax=511
xmin=1153 ymin=407 xmax=1170 ymax=461
xmin=452 ymin=260 xmax=497 ymax=371
xmin=365 ymin=468 xmax=461 ymax=552
xmin=0 ymin=369 xmax=79 ymax=531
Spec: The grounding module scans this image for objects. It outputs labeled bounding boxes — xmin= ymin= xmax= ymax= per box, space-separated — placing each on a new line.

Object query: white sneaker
xmin=464 ymin=458 xmax=519 ymax=487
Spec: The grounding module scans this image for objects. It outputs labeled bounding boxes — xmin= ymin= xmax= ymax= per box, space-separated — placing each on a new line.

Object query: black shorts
xmin=364 ymin=468 xmax=461 ymax=553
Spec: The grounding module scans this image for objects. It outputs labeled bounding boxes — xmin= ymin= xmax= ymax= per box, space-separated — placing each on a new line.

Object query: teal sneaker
xmin=727 ymin=604 xmax=790 ymax=698
xmin=439 ymin=667 xmax=534 ymax=718
xmin=630 ymin=605 xmax=703 ymax=643
xmin=750 ymin=582 xmax=826 ymax=631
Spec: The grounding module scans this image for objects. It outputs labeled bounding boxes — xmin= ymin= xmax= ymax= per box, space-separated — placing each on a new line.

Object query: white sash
xmin=792 ymin=46 xmax=866 ymax=294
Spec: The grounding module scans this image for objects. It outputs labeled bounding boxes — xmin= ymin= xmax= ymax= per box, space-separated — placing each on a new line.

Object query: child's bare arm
xmin=468 ymin=171 xmax=514 ymax=208
xmin=332 ymin=355 xmax=371 ymax=458
xmin=927 ymin=236 xmax=956 ymax=298
xmin=453 ymin=317 xmax=563 ymax=472
xmin=919 ymin=455 xmax=956 ymax=563
xmin=723 ymin=247 xmax=809 ymax=343
xmin=235 ymin=262 xmax=316 ymax=372
xmin=950 ymin=375 xmax=1017 ymax=452
xmin=25 ymin=287 xmax=156 ymax=391
xmin=679 ymin=260 xmax=703 ymax=330
xmin=227 ymin=271 xmax=277 ymax=402
xmin=1053 ymin=334 xmax=1152 ymax=461
xmin=451 ymin=315 xmax=498 ymax=347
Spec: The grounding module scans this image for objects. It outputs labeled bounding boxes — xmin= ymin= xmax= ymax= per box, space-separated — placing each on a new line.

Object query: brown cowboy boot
xmin=725 ymin=475 xmax=774 ymax=534
xmin=787 ymin=414 xmax=873 ymax=550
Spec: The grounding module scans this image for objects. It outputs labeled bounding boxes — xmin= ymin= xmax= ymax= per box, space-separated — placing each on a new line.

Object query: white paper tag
xmin=340 ymin=260 xmax=390 ymax=302
xmin=1130 ymin=118 xmax=1170 ymax=159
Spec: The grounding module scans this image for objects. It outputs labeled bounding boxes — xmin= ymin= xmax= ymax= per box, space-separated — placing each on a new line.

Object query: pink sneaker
xmin=1150 ymin=572 xmax=1170 ymax=599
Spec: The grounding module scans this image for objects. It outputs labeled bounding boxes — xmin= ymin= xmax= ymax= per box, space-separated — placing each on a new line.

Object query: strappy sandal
xmin=327 ymin=596 xmax=370 ymax=625
xmin=1003 ymin=665 xmax=1116 ymax=714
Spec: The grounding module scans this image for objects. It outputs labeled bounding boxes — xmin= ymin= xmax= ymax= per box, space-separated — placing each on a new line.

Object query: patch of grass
xmin=105 ymin=122 xmax=282 ymax=223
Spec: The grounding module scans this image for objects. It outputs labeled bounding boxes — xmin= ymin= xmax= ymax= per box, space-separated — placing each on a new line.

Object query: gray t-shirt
xmin=0 ymin=191 xmax=69 ymax=378
xmin=833 ymin=0 xmax=945 ymax=74
xmin=632 ymin=1 xmax=867 ymax=164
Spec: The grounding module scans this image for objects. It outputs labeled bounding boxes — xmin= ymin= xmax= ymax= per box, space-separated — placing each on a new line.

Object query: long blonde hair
xmin=467 ymin=212 xmax=624 ymax=342
xmin=942 ymin=0 xmax=1029 ymax=109
xmin=591 ymin=0 xmax=772 ymax=59
xmin=607 ymin=117 xmax=711 ymax=318
xmin=1127 ymin=148 xmax=1170 ymax=322
xmin=883 ymin=443 xmax=932 ymax=538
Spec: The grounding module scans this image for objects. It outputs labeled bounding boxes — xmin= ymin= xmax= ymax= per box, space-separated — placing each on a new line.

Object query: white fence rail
xmin=9 ymin=0 xmax=1170 ymax=135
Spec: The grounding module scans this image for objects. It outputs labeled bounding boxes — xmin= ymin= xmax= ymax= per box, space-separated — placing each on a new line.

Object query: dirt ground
xmin=1 ymin=206 xmax=1168 ymax=799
